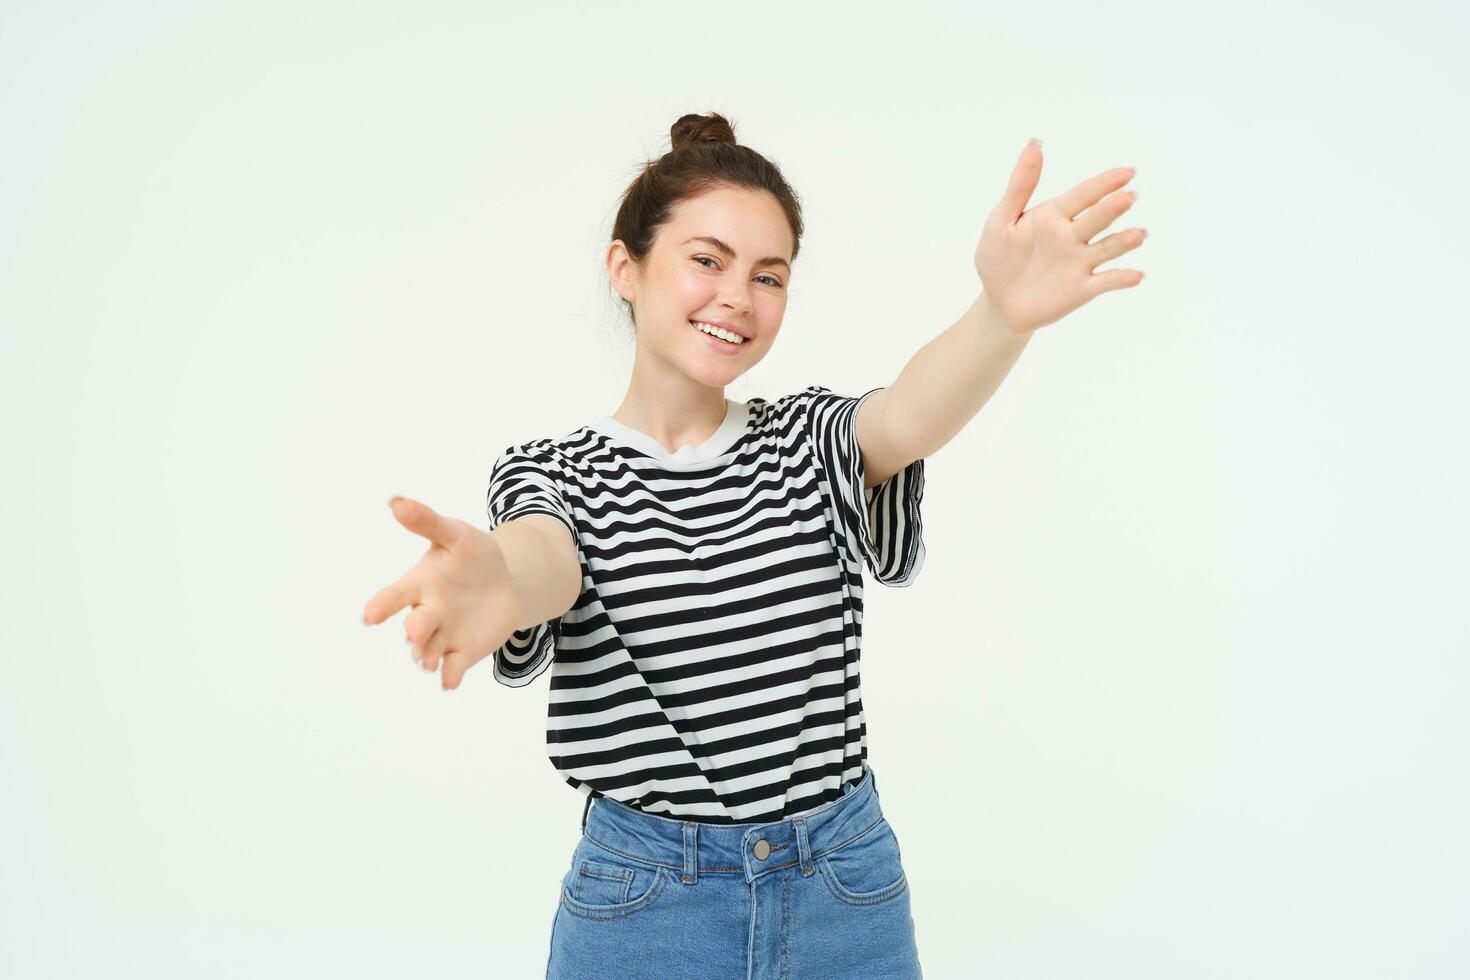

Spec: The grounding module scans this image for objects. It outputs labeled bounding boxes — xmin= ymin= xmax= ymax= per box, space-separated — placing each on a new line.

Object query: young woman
xmin=362 ymin=111 xmax=1144 ymax=978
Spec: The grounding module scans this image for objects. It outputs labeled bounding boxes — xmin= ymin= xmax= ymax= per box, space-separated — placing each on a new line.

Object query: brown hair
xmin=610 ymin=112 xmax=804 ymax=320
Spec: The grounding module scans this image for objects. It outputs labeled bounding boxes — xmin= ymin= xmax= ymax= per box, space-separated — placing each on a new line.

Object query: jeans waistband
xmin=577 ymin=764 xmax=886 ymax=885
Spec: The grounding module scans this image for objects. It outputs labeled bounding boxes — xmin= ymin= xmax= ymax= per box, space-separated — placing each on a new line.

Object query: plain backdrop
xmin=3 ymin=1 xmax=1467 ymax=977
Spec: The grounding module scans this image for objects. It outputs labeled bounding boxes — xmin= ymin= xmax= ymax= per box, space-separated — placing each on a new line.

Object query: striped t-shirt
xmin=484 ymin=384 xmax=927 ymax=824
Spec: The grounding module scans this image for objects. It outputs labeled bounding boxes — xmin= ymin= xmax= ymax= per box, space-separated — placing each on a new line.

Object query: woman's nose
xmin=716 ymin=285 xmax=752 ymax=315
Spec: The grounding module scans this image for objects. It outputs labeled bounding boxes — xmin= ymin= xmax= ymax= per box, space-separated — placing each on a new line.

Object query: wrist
xmin=976 ymin=289 xmax=1025 ymax=336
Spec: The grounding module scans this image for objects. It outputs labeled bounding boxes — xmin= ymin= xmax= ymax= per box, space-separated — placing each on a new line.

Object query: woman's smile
xmin=689 ymin=319 xmax=747 ymax=354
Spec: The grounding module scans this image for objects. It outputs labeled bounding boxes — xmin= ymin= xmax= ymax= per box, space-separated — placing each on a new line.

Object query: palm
xmin=425 ymin=525 xmax=519 ymax=653
xmin=974 ymin=140 xmax=1147 ymax=334
xmin=362 ymin=497 xmax=524 ymax=690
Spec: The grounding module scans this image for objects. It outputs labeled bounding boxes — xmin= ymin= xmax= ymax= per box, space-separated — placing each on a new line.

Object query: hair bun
xmin=670 ymin=112 xmax=737 ymax=152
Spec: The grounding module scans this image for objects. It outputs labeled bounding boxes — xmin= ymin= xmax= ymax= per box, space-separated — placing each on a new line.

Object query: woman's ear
xmin=606 ymin=240 xmax=639 ymax=305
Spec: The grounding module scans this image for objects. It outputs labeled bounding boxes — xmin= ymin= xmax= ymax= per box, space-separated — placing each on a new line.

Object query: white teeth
xmin=691 ymin=320 xmax=744 ymax=345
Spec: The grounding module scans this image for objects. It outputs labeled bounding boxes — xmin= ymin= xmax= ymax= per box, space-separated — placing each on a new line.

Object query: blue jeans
xmin=545 ymin=763 xmax=923 ymax=979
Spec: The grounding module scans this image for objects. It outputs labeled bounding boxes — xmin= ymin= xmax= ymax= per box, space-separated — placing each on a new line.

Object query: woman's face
xmin=610 ymin=184 xmax=794 ymax=387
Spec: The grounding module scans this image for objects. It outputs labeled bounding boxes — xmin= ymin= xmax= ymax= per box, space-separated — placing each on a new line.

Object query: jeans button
xmin=753 ymin=839 xmax=770 ymax=860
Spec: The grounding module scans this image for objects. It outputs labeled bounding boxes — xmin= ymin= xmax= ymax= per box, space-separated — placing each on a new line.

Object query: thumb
xmin=389 ymin=496 xmax=459 ymax=548
xmin=991 ymin=137 xmax=1043 ymax=227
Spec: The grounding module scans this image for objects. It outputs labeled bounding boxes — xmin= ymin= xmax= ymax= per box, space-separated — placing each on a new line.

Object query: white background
xmin=3 ymin=1 xmax=1467 ymax=977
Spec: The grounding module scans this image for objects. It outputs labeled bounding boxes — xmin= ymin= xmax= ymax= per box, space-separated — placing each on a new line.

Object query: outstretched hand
xmin=975 ymin=139 xmax=1146 ymax=335
xmin=362 ymin=496 xmax=524 ymax=691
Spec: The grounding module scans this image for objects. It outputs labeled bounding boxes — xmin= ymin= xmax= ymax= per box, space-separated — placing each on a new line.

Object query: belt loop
xmin=793 ymin=817 xmax=815 ymax=877
xmin=580 ymin=792 xmax=593 ymax=832
xmin=681 ymin=822 xmax=698 ymax=885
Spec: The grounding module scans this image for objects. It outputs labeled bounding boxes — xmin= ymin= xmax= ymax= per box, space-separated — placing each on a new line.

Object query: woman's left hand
xmin=974 ymin=139 xmax=1147 ymax=335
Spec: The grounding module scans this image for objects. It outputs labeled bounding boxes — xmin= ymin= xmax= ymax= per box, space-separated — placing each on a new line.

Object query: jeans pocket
xmin=572 ymin=859 xmax=633 ymax=905
xmin=559 ymin=837 xmax=669 ymax=920
xmin=817 ymin=818 xmax=910 ymax=907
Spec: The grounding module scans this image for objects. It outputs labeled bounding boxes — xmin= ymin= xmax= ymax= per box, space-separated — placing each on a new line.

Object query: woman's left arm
xmin=856 ymin=139 xmax=1148 ymax=488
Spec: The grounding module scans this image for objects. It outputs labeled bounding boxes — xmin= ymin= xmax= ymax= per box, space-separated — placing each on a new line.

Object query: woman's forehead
xmin=662 ymin=191 xmax=793 ymax=257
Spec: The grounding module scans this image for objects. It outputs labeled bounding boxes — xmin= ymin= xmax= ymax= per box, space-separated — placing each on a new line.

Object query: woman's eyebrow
xmin=680 ymin=235 xmax=791 ymax=272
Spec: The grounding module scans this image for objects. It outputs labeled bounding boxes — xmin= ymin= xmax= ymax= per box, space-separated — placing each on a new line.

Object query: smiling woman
xmin=545 ymin=112 xmax=923 ymax=978
xmin=612 ymin=185 xmax=794 ymax=395
xmin=365 ymin=110 xmax=926 ymax=980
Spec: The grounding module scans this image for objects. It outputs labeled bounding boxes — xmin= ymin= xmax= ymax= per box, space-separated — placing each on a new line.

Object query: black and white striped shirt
xmin=485 ymin=384 xmax=927 ymax=824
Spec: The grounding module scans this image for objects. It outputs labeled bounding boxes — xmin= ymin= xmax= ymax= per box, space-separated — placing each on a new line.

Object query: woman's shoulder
xmin=496 ymin=424 xmax=603 ymax=463
xmin=760 ymin=385 xmax=856 ymax=425
xmin=488 ymin=431 xmax=595 ymax=497
xmin=754 ymin=384 xmax=834 ymax=414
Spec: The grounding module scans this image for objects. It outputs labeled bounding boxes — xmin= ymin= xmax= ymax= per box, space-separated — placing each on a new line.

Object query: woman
xmin=362 ymin=111 xmax=1144 ymax=978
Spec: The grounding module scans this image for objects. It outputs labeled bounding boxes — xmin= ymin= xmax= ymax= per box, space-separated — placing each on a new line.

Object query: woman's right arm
xmin=492 ymin=513 xmax=582 ymax=631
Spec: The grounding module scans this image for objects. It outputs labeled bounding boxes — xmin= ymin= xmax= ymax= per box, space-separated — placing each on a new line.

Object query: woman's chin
xmin=677 ymin=341 xmax=749 ymax=379
xmin=679 ymin=353 xmax=748 ymax=385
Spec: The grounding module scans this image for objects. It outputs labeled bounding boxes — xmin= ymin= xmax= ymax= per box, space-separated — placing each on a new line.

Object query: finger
xmin=363 ymin=575 xmax=419 ymax=625
xmin=440 ymin=649 xmax=473 ymax=690
xmin=406 ymin=627 xmax=427 ymax=668
xmin=1056 ymin=166 xmax=1135 ymax=221
xmin=1073 ymin=188 xmax=1136 ymax=244
xmin=989 ymin=138 xmax=1044 ymax=227
xmin=388 ymin=496 xmax=461 ymax=549
xmin=1086 ymin=227 xmax=1147 ymax=269
xmin=421 ymin=621 xmax=452 ymax=673
xmin=1087 ymin=267 xmax=1146 ymax=297
xmin=405 ymin=605 xmax=440 ymax=668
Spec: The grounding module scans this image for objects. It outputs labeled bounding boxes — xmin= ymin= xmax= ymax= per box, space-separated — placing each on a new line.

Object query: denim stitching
xmin=583 ymin=814 xmax=886 ymax=878
xmin=581 ymin=832 xmax=680 ymax=872
xmin=779 ymin=868 xmax=792 ymax=978
xmin=581 ymin=833 xmax=744 ymax=874
xmin=576 ymin=861 xmax=632 ymax=904
xmin=812 ymin=820 xmax=908 ymax=907
xmin=816 ymin=858 xmax=909 ymax=907
xmin=559 ymin=866 xmax=670 ymax=921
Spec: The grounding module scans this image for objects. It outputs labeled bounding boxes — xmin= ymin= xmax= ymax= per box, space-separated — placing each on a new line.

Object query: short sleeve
xmin=485 ymin=442 xmax=579 ymax=688
xmin=802 ymin=385 xmax=927 ymax=587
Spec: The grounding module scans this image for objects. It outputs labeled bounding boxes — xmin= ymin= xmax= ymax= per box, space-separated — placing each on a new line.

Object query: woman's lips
xmin=691 ymin=321 xmax=745 ymax=355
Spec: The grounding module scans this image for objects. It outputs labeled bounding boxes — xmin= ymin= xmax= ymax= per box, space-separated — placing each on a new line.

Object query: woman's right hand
xmin=361 ymin=496 xmax=525 ymax=690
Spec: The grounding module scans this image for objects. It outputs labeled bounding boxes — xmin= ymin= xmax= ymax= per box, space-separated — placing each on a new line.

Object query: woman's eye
xmin=693 ymin=256 xmax=783 ymax=288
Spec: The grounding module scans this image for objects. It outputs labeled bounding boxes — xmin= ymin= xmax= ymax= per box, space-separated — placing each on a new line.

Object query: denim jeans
xmin=545 ymin=763 xmax=923 ymax=979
